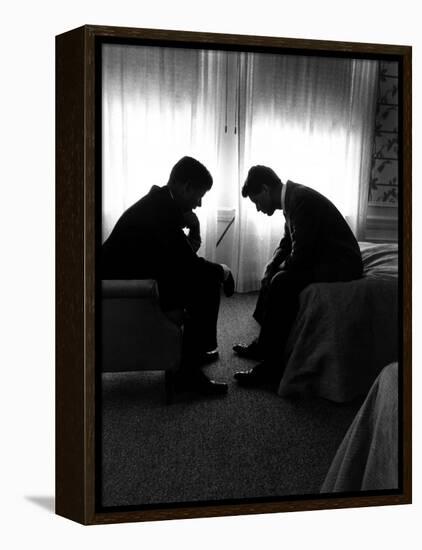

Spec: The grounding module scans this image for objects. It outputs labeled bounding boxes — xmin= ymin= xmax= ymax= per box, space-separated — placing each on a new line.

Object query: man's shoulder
xmin=148 ymin=184 xmax=166 ymax=198
xmin=287 ymin=180 xmax=318 ymax=195
xmin=285 ymin=180 xmax=321 ymax=207
xmin=126 ymin=185 xmax=169 ymax=213
xmin=138 ymin=184 xmax=167 ymax=204
xmin=112 ymin=186 xmax=164 ymax=230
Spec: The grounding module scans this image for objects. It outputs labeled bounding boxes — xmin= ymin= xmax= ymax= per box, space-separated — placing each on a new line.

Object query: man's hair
xmin=168 ymin=156 xmax=213 ymax=190
xmin=241 ymin=165 xmax=281 ymax=197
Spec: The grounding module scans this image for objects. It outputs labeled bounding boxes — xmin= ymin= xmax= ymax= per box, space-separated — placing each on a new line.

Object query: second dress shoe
xmin=197 ymin=348 xmax=219 ymax=366
xmin=176 ymin=370 xmax=228 ymax=396
xmin=232 ymin=339 xmax=263 ymax=360
xmin=234 ymin=363 xmax=278 ymax=387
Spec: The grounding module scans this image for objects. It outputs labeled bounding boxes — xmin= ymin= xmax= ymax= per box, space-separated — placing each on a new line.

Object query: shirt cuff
xmin=220 ymin=263 xmax=231 ymax=281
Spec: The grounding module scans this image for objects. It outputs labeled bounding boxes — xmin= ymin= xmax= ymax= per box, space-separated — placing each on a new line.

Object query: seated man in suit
xmin=102 ymin=156 xmax=235 ymax=397
xmin=233 ymin=165 xmax=363 ymax=388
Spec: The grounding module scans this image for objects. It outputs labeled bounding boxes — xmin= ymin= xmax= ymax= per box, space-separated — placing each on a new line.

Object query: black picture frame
xmin=56 ymin=24 xmax=412 ymax=525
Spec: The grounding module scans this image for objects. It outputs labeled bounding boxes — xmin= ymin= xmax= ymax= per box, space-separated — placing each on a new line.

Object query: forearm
xmin=186 ymin=227 xmax=201 ymax=252
xmin=183 ymin=211 xmax=201 ymax=252
xmin=282 ymin=235 xmax=317 ymax=272
xmin=264 ymin=234 xmax=291 ymax=275
xmin=280 ymin=201 xmax=318 ymax=272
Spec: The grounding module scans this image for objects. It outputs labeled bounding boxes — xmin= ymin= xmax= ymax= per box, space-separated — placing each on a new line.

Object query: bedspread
xmin=320 ymin=362 xmax=398 ymax=492
xmin=278 ymin=243 xmax=398 ymax=402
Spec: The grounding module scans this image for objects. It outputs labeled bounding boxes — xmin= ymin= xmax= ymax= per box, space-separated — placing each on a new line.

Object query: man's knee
xmin=197 ymin=261 xmax=223 ymax=286
xmin=269 ymin=269 xmax=292 ymax=288
xmin=268 ymin=269 xmax=310 ymax=295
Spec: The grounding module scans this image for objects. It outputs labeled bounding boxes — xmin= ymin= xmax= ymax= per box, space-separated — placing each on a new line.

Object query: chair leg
xmin=165 ymin=370 xmax=175 ymax=405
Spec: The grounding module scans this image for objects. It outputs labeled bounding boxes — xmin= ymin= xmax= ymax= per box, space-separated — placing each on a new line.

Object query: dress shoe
xmin=194 ymin=371 xmax=228 ymax=396
xmin=175 ymin=370 xmax=228 ymax=396
xmin=223 ymin=272 xmax=235 ymax=297
xmin=234 ymin=362 xmax=278 ymax=387
xmin=197 ymin=348 xmax=219 ymax=366
xmin=232 ymin=339 xmax=263 ymax=360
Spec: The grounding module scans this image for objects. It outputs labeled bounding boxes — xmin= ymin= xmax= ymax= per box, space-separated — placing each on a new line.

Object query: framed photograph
xmin=56 ymin=25 xmax=411 ymax=525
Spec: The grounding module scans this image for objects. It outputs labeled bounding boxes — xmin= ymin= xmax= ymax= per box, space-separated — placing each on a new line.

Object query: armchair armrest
xmin=101 ymin=278 xmax=183 ymax=374
xmin=102 ymin=279 xmax=158 ymax=299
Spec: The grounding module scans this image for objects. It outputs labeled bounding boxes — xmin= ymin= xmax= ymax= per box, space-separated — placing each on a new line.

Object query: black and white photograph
xmin=5 ymin=0 xmax=421 ymax=546
xmin=97 ymin=38 xmax=404 ymax=512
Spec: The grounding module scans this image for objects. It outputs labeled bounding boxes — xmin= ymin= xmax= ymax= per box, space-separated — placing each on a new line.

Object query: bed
xmin=278 ymin=242 xmax=399 ymax=403
xmin=320 ymin=362 xmax=399 ymax=492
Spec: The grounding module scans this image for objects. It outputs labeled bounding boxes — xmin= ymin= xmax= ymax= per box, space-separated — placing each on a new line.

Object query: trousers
xmin=157 ymin=260 xmax=223 ymax=370
xmin=254 ymin=262 xmax=363 ymax=377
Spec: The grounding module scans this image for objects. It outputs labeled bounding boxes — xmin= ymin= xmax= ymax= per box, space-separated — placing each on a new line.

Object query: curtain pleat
xmin=102 ymin=44 xmax=226 ymax=262
xmin=102 ymin=45 xmax=378 ymax=290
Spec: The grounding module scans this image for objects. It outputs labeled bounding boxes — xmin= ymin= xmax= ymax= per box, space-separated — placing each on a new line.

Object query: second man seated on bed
xmin=233 ymin=165 xmax=363 ymax=389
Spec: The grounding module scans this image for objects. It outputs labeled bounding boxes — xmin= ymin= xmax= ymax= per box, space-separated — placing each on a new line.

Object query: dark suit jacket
xmin=271 ymin=180 xmax=363 ymax=281
xmin=102 ymin=185 xmax=222 ymax=307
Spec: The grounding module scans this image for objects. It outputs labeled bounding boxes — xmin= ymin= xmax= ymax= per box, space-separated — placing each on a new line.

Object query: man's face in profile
xmin=249 ymin=185 xmax=275 ymax=216
xmin=181 ymin=182 xmax=208 ymax=212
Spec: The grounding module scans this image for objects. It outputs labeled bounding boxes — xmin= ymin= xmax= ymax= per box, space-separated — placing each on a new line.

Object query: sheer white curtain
xmin=232 ymin=53 xmax=378 ymax=291
xmin=102 ymin=44 xmax=227 ymax=261
xmin=102 ymin=45 xmax=378 ymax=290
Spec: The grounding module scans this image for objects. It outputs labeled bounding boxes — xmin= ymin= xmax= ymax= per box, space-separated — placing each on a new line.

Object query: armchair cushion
xmin=101 ymin=279 xmax=183 ymax=373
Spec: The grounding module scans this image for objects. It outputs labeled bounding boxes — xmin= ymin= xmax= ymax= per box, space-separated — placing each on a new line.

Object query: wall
xmin=366 ymin=60 xmax=399 ymax=242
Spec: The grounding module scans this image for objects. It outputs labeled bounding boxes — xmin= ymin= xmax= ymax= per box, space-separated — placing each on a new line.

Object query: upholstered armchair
xmin=101 ymin=279 xmax=183 ymax=403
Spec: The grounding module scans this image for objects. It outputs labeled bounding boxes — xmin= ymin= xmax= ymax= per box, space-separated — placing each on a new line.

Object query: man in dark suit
xmin=102 ymin=156 xmax=234 ymax=396
xmin=233 ymin=165 xmax=363 ymax=388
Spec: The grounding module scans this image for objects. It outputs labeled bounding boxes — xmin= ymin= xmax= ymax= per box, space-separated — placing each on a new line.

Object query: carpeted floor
xmin=100 ymin=292 xmax=362 ymax=508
